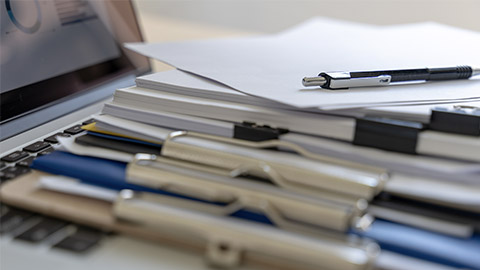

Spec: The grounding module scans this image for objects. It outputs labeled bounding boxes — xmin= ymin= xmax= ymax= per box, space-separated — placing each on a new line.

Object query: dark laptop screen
xmin=0 ymin=0 xmax=149 ymax=123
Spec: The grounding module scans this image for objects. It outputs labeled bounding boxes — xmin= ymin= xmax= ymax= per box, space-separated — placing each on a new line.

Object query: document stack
xmin=3 ymin=18 xmax=480 ymax=270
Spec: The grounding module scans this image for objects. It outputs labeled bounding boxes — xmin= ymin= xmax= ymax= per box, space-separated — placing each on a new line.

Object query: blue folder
xmin=357 ymin=219 xmax=480 ymax=269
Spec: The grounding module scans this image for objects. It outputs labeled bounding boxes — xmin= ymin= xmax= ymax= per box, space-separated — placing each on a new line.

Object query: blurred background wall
xmin=134 ymin=0 xmax=480 ymax=33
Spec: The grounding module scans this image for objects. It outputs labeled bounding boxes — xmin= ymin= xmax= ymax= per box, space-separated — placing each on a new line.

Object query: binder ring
xmin=164 ymin=130 xmax=388 ymax=179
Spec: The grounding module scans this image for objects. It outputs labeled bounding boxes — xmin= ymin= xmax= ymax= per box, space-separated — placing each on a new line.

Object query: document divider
xmin=160 ymin=131 xmax=388 ymax=200
xmin=233 ymin=122 xmax=289 ymax=142
xmin=127 ymin=154 xmax=373 ymax=233
xmin=113 ymin=190 xmax=380 ymax=270
xmin=353 ymin=117 xmax=424 ymax=154
xmin=429 ymin=106 xmax=480 ymax=136
xmin=354 ymin=111 xmax=480 ymax=158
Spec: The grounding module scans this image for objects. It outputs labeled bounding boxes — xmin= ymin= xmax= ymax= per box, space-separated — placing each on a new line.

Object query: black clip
xmin=353 ymin=117 xmax=424 ymax=154
xmin=233 ymin=122 xmax=289 ymax=142
xmin=429 ymin=106 xmax=480 ymax=136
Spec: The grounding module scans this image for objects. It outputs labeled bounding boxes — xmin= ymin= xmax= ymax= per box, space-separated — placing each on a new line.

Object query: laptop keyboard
xmin=44 ymin=133 xmax=71 ymax=144
xmin=0 ymin=119 xmax=106 ymax=253
xmin=0 ymin=121 xmax=92 ymax=182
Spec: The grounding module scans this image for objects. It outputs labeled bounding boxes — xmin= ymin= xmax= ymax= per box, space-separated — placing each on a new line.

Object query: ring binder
xmin=114 ymin=190 xmax=380 ymax=270
xmin=127 ymin=154 xmax=373 ymax=233
xmin=161 ymin=131 xmax=388 ymax=200
xmin=165 ymin=130 xmax=387 ymax=174
xmin=132 ymin=154 xmax=360 ymax=206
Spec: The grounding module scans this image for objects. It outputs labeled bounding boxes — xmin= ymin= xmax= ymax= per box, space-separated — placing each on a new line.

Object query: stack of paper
xmin=126 ymin=17 xmax=480 ymax=110
xmin=8 ymin=18 xmax=479 ymax=270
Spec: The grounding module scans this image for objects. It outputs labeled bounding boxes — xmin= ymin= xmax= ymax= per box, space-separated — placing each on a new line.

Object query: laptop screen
xmin=0 ymin=0 xmax=149 ymax=123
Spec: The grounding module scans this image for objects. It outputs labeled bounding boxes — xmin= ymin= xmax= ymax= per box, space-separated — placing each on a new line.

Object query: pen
xmin=302 ymin=65 xmax=480 ymax=89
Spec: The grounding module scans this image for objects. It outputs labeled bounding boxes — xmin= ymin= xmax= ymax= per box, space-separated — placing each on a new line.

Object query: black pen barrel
xmin=427 ymin=66 xmax=473 ymax=80
xmin=349 ymin=66 xmax=473 ymax=82
xmin=350 ymin=69 xmax=430 ymax=82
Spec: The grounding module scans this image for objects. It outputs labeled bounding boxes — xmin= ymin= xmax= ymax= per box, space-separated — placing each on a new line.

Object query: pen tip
xmin=302 ymin=76 xmax=327 ymax=87
xmin=472 ymin=67 xmax=480 ymax=77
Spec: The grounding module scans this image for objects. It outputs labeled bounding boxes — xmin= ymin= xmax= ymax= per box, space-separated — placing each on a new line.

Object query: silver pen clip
xmin=114 ymin=190 xmax=379 ymax=270
xmin=303 ymin=72 xmax=391 ymax=90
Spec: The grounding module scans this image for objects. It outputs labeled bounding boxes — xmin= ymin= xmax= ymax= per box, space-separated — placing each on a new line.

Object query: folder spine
xmin=353 ymin=117 xmax=424 ymax=154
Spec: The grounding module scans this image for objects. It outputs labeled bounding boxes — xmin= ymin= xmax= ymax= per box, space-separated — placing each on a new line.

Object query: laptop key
xmin=64 ymin=125 xmax=84 ymax=135
xmin=0 ymin=205 xmax=9 ymax=219
xmin=37 ymin=147 xmax=55 ymax=157
xmin=0 ymin=208 xmax=35 ymax=234
xmin=17 ymin=156 xmax=35 ymax=167
xmin=0 ymin=166 xmax=31 ymax=183
xmin=1 ymin=168 xmax=19 ymax=183
xmin=1 ymin=151 xmax=29 ymax=163
xmin=0 ymin=169 xmax=14 ymax=183
xmin=15 ymin=217 xmax=68 ymax=243
xmin=44 ymin=133 xmax=71 ymax=144
xmin=0 ymin=161 xmax=6 ymax=169
xmin=82 ymin=119 xmax=95 ymax=125
xmin=23 ymin=141 xmax=50 ymax=153
xmin=54 ymin=227 xmax=103 ymax=252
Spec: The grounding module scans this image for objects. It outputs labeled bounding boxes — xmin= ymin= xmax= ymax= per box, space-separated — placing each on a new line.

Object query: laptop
xmin=0 ymin=1 xmax=217 ymax=269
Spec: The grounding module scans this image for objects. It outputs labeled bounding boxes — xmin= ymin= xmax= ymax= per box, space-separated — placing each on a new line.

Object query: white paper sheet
xmin=126 ymin=18 xmax=480 ymax=109
xmin=38 ymin=175 xmax=117 ymax=202
xmin=136 ymin=69 xmax=480 ymax=122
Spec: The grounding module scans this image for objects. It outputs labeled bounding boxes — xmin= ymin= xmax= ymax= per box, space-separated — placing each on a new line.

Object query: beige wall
xmin=134 ymin=0 xmax=480 ymax=33
xmin=132 ymin=0 xmax=480 ymax=72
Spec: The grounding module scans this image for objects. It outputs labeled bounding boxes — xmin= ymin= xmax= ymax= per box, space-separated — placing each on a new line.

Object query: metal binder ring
xmin=229 ymin=162 xmax=290 ymax=189
xmin=164 ymin=130 xmax=387 ymax=179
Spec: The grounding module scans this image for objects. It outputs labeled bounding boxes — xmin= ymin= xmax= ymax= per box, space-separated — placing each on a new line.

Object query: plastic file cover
xmin=125 ymin=18 xmax=480 ymax=109
xmin=358 ymin=219 xmax=480 ymax=269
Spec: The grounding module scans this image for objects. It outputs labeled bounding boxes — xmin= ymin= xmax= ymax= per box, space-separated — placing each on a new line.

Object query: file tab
xmin=429 ymin=106 xmax=480 ymax=136
xmin=234 ymin=121 xmax=289 ymax=142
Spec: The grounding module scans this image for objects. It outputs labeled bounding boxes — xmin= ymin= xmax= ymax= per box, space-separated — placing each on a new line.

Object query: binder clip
xmin=353 ymin=117 xmax=425 ymax=154
xmin=429 ymin=106 xmax=480 ymax=136
xmin=233 ymin=121 xmax=289 ymax=142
